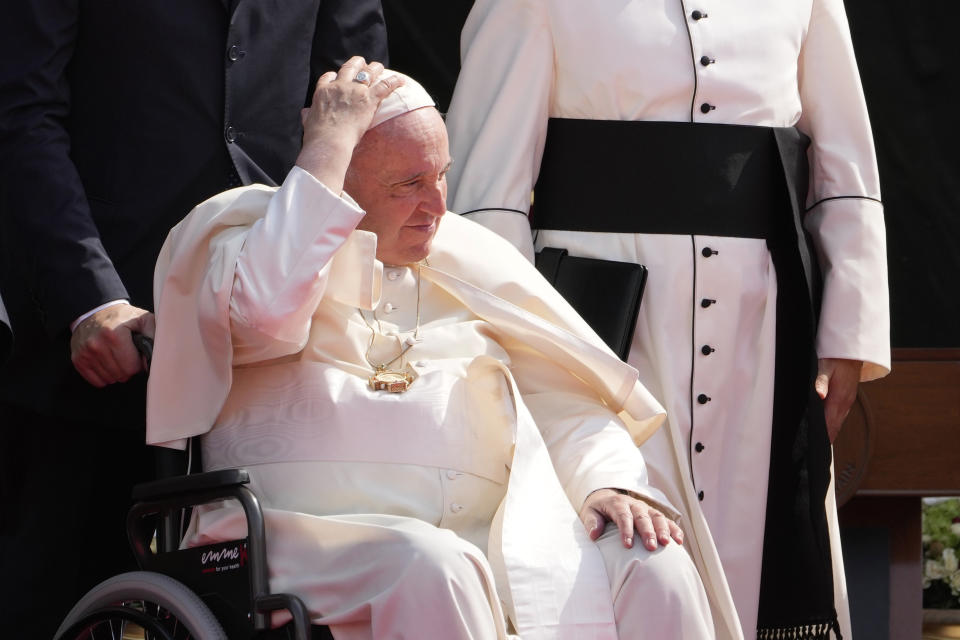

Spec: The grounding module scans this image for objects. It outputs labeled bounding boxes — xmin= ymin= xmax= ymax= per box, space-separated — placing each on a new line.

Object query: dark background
xmin=381 ymin=1 xmax=470 ymax=114
xmin=382 ymin=0 xmax=960 ymax=348
xmin=845 ymin=0 xmax=959 ymax=348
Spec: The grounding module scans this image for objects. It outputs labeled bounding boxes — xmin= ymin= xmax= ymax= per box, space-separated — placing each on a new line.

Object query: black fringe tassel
xmin=757 ymin=619 xmax=843 ymax=640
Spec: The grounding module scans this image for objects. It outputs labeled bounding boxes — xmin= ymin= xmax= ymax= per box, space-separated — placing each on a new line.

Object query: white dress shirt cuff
xmin=70 ymin=299 xmax=128 ymax=332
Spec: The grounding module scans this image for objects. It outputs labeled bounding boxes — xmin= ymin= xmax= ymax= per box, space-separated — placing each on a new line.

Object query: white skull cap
xmin=368 ymin=70 xmax=436 ymax=130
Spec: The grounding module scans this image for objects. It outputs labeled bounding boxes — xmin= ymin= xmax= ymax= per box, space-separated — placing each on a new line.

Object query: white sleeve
xmin=229 ymin=166 xmax=366 ymax=364
xmin=444 ymin=0 xmax=554 ymax=262
xmin=507 ymin=340 xmax=677 ymax=519
xmin=796 ymin=0 xmax=890 ymax=380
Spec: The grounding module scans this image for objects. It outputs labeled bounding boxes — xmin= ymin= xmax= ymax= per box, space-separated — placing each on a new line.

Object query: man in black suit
xmin=0 ymin=2 xmax=387 ymax=635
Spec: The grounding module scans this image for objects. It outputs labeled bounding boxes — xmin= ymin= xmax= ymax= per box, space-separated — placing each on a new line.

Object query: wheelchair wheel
xmin=55 ymin=571 xmax=228 ymax=640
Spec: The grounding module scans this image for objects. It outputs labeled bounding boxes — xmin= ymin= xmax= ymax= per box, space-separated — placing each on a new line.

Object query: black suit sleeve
xmin=0 ymin=0 xmax=128 ymax=336
xmin=306 ymin=0 xmax=390 ymax=104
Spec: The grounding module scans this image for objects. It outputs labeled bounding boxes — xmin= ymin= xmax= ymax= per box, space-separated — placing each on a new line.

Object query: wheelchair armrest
xmin=128 ymin=467 xmax=273 ymax=632
xmin=257 ymin=594 xmax=312 ymax=640
xmin=132 ymin=468 xmax=251 ymax=502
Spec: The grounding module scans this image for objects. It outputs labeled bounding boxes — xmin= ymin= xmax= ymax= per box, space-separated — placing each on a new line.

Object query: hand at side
xmin=814 ymin=357 xmax=862 ymax=443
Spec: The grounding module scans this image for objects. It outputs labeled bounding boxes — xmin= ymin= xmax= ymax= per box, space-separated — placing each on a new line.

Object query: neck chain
xmin=358 ymin=262 xmax=422 ymax=392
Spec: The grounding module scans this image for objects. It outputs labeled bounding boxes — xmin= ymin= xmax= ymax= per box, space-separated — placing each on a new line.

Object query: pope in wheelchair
xmin=139 ymin=60 xmax=728 ymax=639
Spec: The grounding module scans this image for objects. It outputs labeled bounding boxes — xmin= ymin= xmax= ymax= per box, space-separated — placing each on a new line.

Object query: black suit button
xmin=701 ymin=247 xmax=717 ymax=258
xmin=701 ymin=345 xmax=715 ymax=356
xmin=701 ymin=298 xmax=716 ymax=308
xmin=691 ymin=10 xmax=707 ymax=20
xmin=700 ymin=102 xmax=715 ymax=114
xmin=700 ymin=55 xmax=714 ymax=66
xmin=695 ymin=442 xmax=705 ymax=453
xmin=698 ymin=490 xmax=705 ymax=501
xmin=225 ymin=125 xmax=237 ymax=144
xmin=228 ymin=44 xmax=244 ymax=62
xmin=697 ymin=393 xmax=711 ymax=404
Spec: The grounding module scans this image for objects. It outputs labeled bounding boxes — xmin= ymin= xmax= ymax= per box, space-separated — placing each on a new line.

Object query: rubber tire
xmin=54 ymin=570 xmax=228 ymax=640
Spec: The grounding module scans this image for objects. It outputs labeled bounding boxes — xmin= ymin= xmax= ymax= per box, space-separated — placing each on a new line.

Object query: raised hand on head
xmin=296 ymin=57 xmax=404 ymax=192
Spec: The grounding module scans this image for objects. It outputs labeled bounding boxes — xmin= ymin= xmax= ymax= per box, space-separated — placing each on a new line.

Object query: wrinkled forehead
xmin=365 ymin=106 xmax=445 ymax=146
xmin=350 ymin=107 xmax=449 ymax=180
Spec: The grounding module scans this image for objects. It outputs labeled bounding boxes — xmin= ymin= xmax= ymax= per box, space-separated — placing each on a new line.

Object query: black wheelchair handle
xmin=132 ymin=332 xmax=154 ymax=373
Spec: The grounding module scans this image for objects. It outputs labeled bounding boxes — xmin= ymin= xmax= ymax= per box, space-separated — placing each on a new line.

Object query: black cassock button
xmin=701 ymin=345 xmax=715 ymax=356
xmin=697 ymin=393 xmax=711 ymax=404
xmin=224 ymin=125 xmax=237 ymax=144
xmin=691 ymin=10 xmax=706 ymax=20
xmin=698 ymin=490 xmax=705 ymax=501
xmin=695 ymin=442 xmax=705 ymax=453
xmin=700 ymin=55 xmax=714 ymax=66
xmin=700 ymin=102 xmax=715 ymax=114
xmin=701 ymin=298 xmax=715 ymax=308
xmin=228 ymin=44 xmax=242 ymax=62
xmin=701 ymin=247 xmax=717 ymax=258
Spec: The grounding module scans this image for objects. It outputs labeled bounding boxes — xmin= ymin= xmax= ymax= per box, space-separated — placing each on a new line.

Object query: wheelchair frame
xmin=55 ymin=468 xmax=323 ymax=640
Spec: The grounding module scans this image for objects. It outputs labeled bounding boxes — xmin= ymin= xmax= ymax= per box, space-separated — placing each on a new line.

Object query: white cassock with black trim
xmin=446 ymin=1 xmax=891 ymax=638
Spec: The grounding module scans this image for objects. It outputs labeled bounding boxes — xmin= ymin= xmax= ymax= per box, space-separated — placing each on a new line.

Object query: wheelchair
xmin=54 ymin=467 xmax=333 ymax=640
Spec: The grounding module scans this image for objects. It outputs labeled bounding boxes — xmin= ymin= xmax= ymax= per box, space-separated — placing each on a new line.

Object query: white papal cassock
xmin=146 ymin=167 xmax=719 ymax=638
xmin=445 ymin=0 xmax=891 ymax=638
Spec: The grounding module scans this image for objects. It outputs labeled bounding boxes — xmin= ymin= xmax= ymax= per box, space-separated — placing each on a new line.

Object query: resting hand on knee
xmin=580 ymin=489 xmax=684 ymax=551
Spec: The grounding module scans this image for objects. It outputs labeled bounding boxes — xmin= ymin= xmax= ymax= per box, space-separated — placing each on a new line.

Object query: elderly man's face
xmin=346 ymin=107 xmax=451 ymax=266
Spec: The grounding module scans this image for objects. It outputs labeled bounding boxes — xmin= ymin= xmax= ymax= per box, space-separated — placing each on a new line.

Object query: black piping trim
xmin=687 ymin=235 xmax=698 ymax=487
xmin=459 ymin=207 xmax=529 ymax=217
xmin=805 ymin=195 xmax=882 ymax=213
xmin=679 ymin=0 xmax=699 ymax=123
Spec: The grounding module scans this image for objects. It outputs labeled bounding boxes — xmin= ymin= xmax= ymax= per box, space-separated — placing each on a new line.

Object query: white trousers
xmin=596 ymin=526 xmax=715 ymax=640
xmin=188 ymin=461 xmax=715 ymax=639
xmin=190 ymin=506 xmax=715 ymax=639
xmin=205 ymin=511 xmax=715 ymax=639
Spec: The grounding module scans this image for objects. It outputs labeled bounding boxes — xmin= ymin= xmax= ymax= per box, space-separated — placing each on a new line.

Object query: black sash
xmin=534 ymin=118 xmax=840 ymax=639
